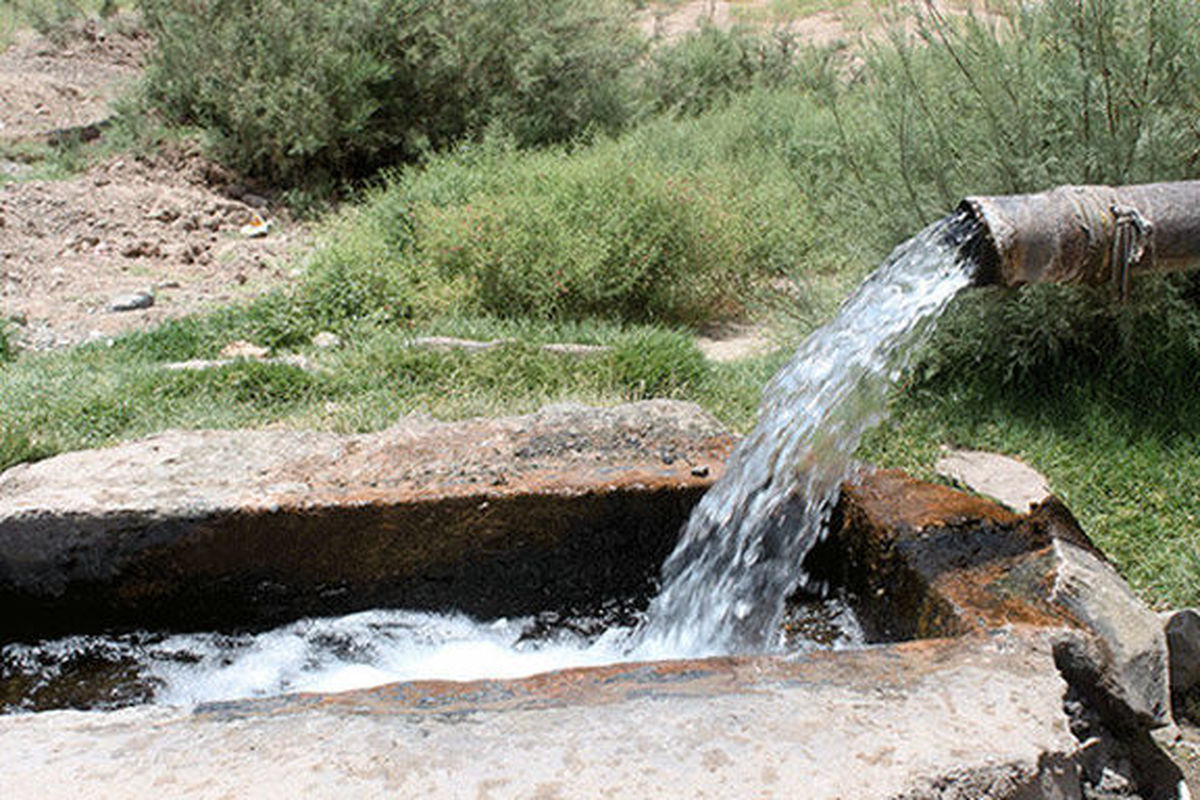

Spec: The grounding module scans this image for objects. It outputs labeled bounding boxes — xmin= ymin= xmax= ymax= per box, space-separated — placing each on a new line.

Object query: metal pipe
xmin=958 ymin=181 xmax=1200 ymax=290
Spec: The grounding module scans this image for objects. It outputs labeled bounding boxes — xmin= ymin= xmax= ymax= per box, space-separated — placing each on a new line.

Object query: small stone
xmin=691 ymin=465 xmax=709 ymax=477
xmin=239 ymin=213 xmax=272 ymax=238
xmin=311 ymin=331 xmax=341 ymax=350
xmin=1165 ymin=608 xmax=1200 ymax=698
xmin=219 ymin=340 xmax=269 ymax=360
xmin=120 ymin=240 xmax=160 ymax=259
xmin=935 ymin=448 xmax=1051 ymax=512
xmin=108 ymin=291 xmax=154 ymax=312
xmin=242 ymin=193 xmax=269 ymax=209
xmin=146 ymin=206 xmax=180 ymax=223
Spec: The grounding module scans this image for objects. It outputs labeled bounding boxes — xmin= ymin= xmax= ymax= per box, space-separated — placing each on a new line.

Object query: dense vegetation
xmin=3 ymin=0 xmax=1200 ymax=605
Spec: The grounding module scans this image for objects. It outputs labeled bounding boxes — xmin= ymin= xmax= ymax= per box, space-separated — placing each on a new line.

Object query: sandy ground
xmin=0 ymin=18 xmax=305 ymax=350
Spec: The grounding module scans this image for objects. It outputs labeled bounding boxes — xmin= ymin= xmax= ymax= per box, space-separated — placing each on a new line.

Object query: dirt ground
xmin=0 ymin=19 xmax=305 ymax=350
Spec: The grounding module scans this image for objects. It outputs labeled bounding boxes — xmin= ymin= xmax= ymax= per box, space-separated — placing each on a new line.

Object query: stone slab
xmin=0 ymin=631 xmax=1082 ymax=800
xmin=936 ymin=448 xmax=1052 ymax=512
xmin=0 ymin=401 xmax=734 ymax=637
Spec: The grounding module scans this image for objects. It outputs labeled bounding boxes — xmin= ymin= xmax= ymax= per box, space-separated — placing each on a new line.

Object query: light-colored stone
xmin=1051 ymin=539 xmax=1172 ymax=729
xmin=0 ymin=632 xmax=1082 ymax=800
xmin=218 ymin=339 xmax=269 ymax=359
xmin=311 ymin=331 xmax=341 ymax=349
xmin=107 ymin=290 xmax=154 ymax=312
xmin=1166 ymin=608 xmax=1200 ymax=698
xmin=935 ymin=448 xmax=1052 ymax=511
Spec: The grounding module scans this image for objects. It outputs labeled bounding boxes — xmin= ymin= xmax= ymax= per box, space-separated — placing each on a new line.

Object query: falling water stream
xmin=2 ymin=214 xmax=979 ymax=711
xmin=635 ymin=212 xmax=979 ymax=656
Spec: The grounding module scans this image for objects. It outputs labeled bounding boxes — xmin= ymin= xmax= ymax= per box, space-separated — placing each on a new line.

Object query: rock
xmin=540 ymin=342 xmax=609 ymax=356
xmin=218 ymin=340 xmax=269 ymax=360
xmin=119 ymin=240 xmax=161 ymax=259
xmin=1051 ymin=538 xmax=1173 ymax=731
xmin=145 ymin=205 xmax=180 ymax=223
xmin=311 ymin=331 xmax=341 ymax=349
xmin=827 ymin=471 xmax=1172 ymax=732
xmin=107 ymin=290 xmax=154 ymax=312
xmin=239 ymin=212 xmax=272 ymax=238
xmin=411 ymin=335 xmax=508 ymax=352
xmin=935 ymin=448 xmax=1052 ymax=512
xmin=241 ymin=193 xmax=269 ymax=209
xmin=1165 ymin=608 xmax=1200 ymax=699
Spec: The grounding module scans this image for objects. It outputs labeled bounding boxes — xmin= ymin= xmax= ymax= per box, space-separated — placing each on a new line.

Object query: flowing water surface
xmin=2 ymin=214 xmax=977 ymax=710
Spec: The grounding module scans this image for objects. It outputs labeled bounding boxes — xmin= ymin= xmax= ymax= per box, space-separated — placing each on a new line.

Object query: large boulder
xmin=822 ymin=471 xmax=1173 ymax=732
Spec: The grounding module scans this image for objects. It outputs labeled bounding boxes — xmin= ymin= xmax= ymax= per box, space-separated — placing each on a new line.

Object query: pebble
xmin=108 ymin=291 xmax=154 ymax=312
xmin=219 ymin=340 xmax=270 ymax=360
xmin=312 ymin=331 xmax=341 ymax=349
xmin=242 ymin=193 xmax=269 ymax=209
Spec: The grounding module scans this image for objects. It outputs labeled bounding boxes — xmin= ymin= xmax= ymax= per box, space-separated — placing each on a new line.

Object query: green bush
xmin=321 ymin=118 xmax=832 ymax=328
xmin=918 ymin=273 xmax=1200 ymax=415
xmin=416 ymin=155 xmax=749 ymax=324
xmin=0 ymin=322 xmax=13 ymax=365
xmin=824 ymin=0 xmax=1200 ymax=240
xmin=641 ymin=23 xmax=829 ymax=117
xmin=138 ymin=0 xmax=642 ymax=185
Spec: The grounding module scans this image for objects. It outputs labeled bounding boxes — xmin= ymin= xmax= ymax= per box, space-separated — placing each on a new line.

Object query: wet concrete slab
xmin=0 ymin=630 xmax=1082 ymax=799
xmin=0 ymin=406 xmax=1178 ymax=796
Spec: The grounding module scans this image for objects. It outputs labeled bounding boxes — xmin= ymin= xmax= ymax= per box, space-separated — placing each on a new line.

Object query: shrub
xmin=0 ymin=322 xmax=13 ymax=365
xmin=823 ymin=0 xmax=1200 ymax=240
xmin=916 ymin=272 xmax=1200 ymax=417
xmin=337 ymin=121 xmax=831 ymax=327
xmin=416 ymin=156 xmax=750 ymax=324
xmin=641 ymin=23 xmax=829 ymax=117
xmin=138 ymin=0 xmax=642 ymax=185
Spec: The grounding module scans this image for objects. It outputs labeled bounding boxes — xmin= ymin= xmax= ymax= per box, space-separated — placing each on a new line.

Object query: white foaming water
xmin=633 ymin=214 xmax=976 ymax=657
xmin=147 ymin=610 xmax=636 ymax=706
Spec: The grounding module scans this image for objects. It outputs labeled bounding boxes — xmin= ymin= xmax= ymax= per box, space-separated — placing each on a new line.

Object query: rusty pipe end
xmin=952 ymin=198 xmax=1002 ymax=287
xmin=956 ymin=181 xmax=1200 ymax=289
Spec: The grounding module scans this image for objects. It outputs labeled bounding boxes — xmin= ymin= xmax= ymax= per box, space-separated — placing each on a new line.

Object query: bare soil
xmin=0 ymin=20 xmax=305 ymax=350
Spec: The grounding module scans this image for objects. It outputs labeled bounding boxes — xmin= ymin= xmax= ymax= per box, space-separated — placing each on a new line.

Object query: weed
xmin=609 ymin=328 xmax=710 ymax=399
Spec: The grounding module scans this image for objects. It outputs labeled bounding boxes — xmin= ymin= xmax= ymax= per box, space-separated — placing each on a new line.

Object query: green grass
xmin=0 ymin=308 xmax=779 ymax=473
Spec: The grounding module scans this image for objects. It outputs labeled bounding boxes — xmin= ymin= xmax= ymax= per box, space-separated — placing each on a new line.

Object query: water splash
xmin=634 ymin=214 xmax=978 ymax=657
